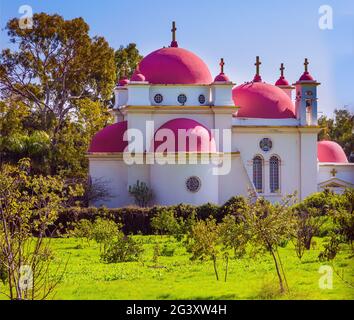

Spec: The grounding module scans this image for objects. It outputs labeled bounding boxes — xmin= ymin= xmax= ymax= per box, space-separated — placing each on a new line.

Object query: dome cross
xmin=280 ymin=63 xmax=285 ymax=77
xmin=255 ymin=56 xmax=261 ymax=76
xmin=220 ymin=58 xmax=225 ymax=74
xmin=304 ymin=58 xmax=309 ymax=72
xmin=170 ymin=21 xmax=178 ymax=47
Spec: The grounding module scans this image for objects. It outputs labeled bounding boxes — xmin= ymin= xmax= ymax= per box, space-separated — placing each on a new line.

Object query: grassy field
xmin=25 ymin=236 xmax=353 ymax=300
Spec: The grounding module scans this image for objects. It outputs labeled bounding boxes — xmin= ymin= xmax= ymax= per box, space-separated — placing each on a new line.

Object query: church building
xmin=88 ymin=22 xmax=354 ymax=208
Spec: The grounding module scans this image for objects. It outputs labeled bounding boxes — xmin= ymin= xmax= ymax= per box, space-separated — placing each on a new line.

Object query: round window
xmin=198 ymin=94 xmax=206 ymax=105
xmin=154 ymin=94 xmax=163 ymax=104
xmin=177 ymin=94 xmax=187 ymax=105
xmin=260 ymin=138 xmax=273 ymax=152
xmin=186 ymin=176 xmax=201 ymax=193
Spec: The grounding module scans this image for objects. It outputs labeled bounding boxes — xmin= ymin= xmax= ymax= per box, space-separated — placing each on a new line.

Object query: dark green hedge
xmin=56 ymin=197 xmax=248 ymax=235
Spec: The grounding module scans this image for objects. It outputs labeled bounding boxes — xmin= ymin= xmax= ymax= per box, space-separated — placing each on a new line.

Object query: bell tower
xmin=294 ymin=59 xmax=320 ymax=126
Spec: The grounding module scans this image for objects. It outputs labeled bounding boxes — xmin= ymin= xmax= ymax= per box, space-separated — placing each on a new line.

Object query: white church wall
xmin=232 ymin=129 xmax=301 ymax=201
xmin=150 ymin=163 xmax=219 ymax=206
xmin=299 ymin=131 xmax=318 ymax=199
xmin=89 ymin=158 xmax=130 ymax=208
xmin=211 ymin=85 xmax=234 ymax=106
xmin=318 ymin=164 xmax=354 ymax=185
xmin=218 ymin=155 xmax=254 ymax=204
xmin=233 ymin=118 xmax=299 ymax=126
xmin=149 ymin=86 xmax=211 ymax=106
xmin=127 ymin=84 xmax=151 ymax=106
xmin=114 ymin=87 xmax=128 ymax=108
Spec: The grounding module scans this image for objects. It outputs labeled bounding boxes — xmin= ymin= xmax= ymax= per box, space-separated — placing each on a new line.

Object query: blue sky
xmin=0 ymin=0 xmax=353 ymax=116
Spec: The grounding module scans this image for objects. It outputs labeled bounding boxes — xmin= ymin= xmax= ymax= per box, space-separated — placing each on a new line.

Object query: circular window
xmin=177 ymin=94 xmax=187 ymax=105
xmin=154 ymin=94 xmax=163 ymax=104
xmin=198 ymin=94 xmax=206 ymax=105
xmin=186 ymin=176 xmax=201 ymax=193
xmin=260 ymin=138 xmax=273 ymax=152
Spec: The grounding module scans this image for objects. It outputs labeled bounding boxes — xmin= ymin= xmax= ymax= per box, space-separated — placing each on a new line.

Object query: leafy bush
xmin=101 ymin=231 xmax=143 ymax=263
xmin=69 ymin=219 xmax=94 ymax=244
xmin=92 ymin=218 xmax=120 ymax=253
xmin=128 ymin=180 xmax=153 ymax=207
xmin=161 ymin=244 xmax=175 ymax=257
xmin=151 ymin=207 xmax=179 ymax=236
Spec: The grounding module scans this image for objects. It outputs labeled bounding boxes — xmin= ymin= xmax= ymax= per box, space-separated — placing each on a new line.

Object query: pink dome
xmin=214 ymin=73 xmax=230 ymax=82
xmin=131 ymin=71 xmax=146 ymax=82
xmin=89 ymin=121 xmax=128 ymax=153
xmin=317 ymin=141 xmax=348 ymax=163
xmin=275 ymin=76 xmax=289 ymax=86
xmin=299 ymin=71 xmax=314 ymax=82
xmin=118 ymin=78 xmax=129 ymax=86
xmin=232 ymin=82 xmax=296 ymax=119
xmin=153 ymin=118 xmax=216 ymax=152
xmin=138 ymin=47 xmax=213 ymax=85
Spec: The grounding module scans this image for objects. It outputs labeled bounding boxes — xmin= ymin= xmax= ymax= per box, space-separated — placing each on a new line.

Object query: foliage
xmin=81 ymin=176 xmax=114 ymax=207
xmin=319 ymin=233 xmax=342 ymax=262
xmin=0 ymin=13 xmax=115 ymax=176
xmin=218 ymin=214 xmax=249 ymax=259
xmin=115 ymin=43 xmax=143 ymax=80
xmin=128 ymin=180 xmax=153 ymax=207
xmin=187 ymin=217 xmax=220 ymax=280
xmin=0 ymin=159 xmax=83 ymax=300
xmin=100 ymin=231 xmax=143 ymax=263
xmin=92 ymin=218 xmax=120 ymax=253
xmin=242 ymin=195 xmax=297 ymax=293
xmin=69 ymin=219 xmax=94 ymax=245
xmin=318 ymin=108 xmax=353 ymax=160
xmin=151 ymin=207 xmax=180 ymax=236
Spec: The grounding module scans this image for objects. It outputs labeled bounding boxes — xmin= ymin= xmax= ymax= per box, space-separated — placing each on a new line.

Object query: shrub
xmin=101 ymin=231 xmax=143 ymax=263
xmin=69 ymin=219 xmax=94 ymax=245
xmin=161 ymin=244 xmax=175 ymax=257
xmin=128 ymin=180 xmax=153 ymax=207
xmin=92 ymin=218 xmax=120 ymax=253
xmin=151 ymin=207 xmax=179 ymax=236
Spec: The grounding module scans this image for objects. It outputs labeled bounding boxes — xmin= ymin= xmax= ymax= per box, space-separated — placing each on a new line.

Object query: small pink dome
xmin=131 ymin=71 xmax=146 ymax=82
xmin=299 ymin=71 xmax=314 ymax=81
xmin=118 ymin=78 xmax=129 ymax=86
xmin=214 ymin=73 xmax=230 ymax=82
xmin=275 ymin=76 xmax=289 ymax=86
xmin=153 ymin=118 xmax=216 ymax=152
xmin=233 ymin=82 xmax=296 ymax=119
xmin=318 ymin=141 xmax=348 ymax=163
xmin=89 ymin=121 xmax=128 ymax=153
xmin=139 ymin=47 xmax=212 ymax=85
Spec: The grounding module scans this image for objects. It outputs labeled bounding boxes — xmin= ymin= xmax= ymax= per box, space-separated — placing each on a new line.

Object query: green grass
xmin=2 ymin=236 xmax=354 ymax=300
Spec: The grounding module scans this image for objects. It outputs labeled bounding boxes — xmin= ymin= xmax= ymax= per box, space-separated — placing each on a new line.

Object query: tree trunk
xmin=212 ymin=256 xmax=219 ymax=281
xmin=224 ymin=255 xmax=229 ymax=282
xmin=270 ymin=249 xmax=284 ymax=293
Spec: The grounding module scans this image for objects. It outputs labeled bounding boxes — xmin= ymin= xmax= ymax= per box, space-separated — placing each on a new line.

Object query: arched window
xmin=270 ymin=155 xmax=280 ymax=193
xmin=253 ymin=156 xmax=263 ymax=193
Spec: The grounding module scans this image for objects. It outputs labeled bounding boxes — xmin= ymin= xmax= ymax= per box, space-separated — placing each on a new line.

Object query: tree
xmin=242 ymin=196 xmax=296 ymax=294
xmin=187 ymin=217 xmax=220 ymax=281
xmin=0 ymin=13 xmax=116 ymax=175
xmin=115 ymin=43 xmax=143 ymax=80
xmin=0 ymin=159 xmax=83 ymax=300
xmin=318 ymin=108 xmax=354 ymax=160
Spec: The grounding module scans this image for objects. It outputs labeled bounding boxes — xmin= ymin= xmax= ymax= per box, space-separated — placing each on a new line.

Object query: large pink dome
xmin=89 ymin=121 xmax=128 ymax=153
xmin=153 ymin=118 xmax=216 ymax=152
xmin=139 ymin=47 xmax=213 ymax=85
xmin=232 ymin=82 xmax=296 ymax=119
xmin=318 ymin=141 xmax=348 ymax=163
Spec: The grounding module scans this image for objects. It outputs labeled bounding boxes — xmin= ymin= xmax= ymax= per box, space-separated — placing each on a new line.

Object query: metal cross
xmin=330 ymin=168 xmax=337 ymax=177
xmin=255 ymin=56 xmax=261 ymax=75
xmin=220 ymin=58 xmax=225 ymax=74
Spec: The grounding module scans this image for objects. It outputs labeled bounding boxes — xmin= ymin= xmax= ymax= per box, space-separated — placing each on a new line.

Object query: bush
xmin=161 ymin=244 xmax=175 ymax=257
xmin=151 ymin=207 xmax=179 ymax=235
xmin=101 ymin=231 xmax=143 ymax=263
xmin=92 ymin=218 xmax=120 ymax=253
